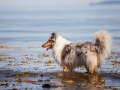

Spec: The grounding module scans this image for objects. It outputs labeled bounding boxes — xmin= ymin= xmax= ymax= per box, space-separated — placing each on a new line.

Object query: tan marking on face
xmin=42 ymin=40 xmax=54 ymax=50
xmin=42 ymin=41 xmax=51 ymax=47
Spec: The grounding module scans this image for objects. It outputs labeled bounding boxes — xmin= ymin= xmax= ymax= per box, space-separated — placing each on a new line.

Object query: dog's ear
xmin=51 ymin=32 xmax=56 ymax=36
xmin=51 ymin=32 xmax=57 ymax=38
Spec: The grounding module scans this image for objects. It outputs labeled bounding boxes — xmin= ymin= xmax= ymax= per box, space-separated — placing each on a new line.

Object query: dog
xmin=42 ymin=30 xmax=112 ymax=73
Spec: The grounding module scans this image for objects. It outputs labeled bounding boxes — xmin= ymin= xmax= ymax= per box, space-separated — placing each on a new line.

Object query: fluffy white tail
xmin=94 ymin=30 xmax=112 ymax=67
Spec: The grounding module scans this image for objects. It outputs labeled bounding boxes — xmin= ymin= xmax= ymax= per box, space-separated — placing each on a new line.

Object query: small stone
xmin=40 ymin=74 xmax=44 ymax=77
xmin=38 ymin=79 xmax=43 ymax=82
xmin=96 ymin=84 xmax=102 ymax=88
xmin=13 ymin=88 xmax=18 ymax=90
xmin=81 ymin=83 xmax=85 ymax=86
xmin=16 ymin=78 xmax=22 ymax=82
xmin=66 ymin=80 xmax=73 ymax=83
xmin=42 ymin=83 xmax=53 ymax=88
xmin=100 ymin=79 xmax=105 ymax=83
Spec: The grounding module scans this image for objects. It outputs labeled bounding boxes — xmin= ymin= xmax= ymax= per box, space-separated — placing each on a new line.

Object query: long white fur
xmin=52 ymin=30 xmax=112 ymax=73
xmin=52 ymin=35 xmax=71 ymax=64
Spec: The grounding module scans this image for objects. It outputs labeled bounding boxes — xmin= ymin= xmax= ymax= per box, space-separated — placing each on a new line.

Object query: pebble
xmin=42 ymin=83 xmax=53 ymax=88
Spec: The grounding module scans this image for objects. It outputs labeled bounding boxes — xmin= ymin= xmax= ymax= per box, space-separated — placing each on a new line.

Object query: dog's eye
xmin=48 ymin=39 xmax=54 ymax=43
xmin=52 ymin=40 xmax=54 ymax=42
xmin=50 ymin=40 xmax=54 ymax=42
xmin=48 ymin=40 xmax=51 ymax=42
xmin=48 ymin=40 xmax=53 ymax=43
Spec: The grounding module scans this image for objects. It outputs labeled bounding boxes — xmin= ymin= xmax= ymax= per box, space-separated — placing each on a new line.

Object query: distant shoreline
xmin=90 ymin=1 xmax=120 ymax=6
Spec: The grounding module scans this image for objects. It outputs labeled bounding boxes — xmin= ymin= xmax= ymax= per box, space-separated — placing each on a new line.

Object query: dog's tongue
xmin=46 ymin=46 xmax=50 ymax=50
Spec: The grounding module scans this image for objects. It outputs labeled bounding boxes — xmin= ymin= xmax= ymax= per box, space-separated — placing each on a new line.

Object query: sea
xmin=0 ymin=5 xmax=120 ymax=47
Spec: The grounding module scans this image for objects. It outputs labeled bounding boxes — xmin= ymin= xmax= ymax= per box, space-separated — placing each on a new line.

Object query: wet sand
xmin=0 ymin=43 xmax=120 ymax=90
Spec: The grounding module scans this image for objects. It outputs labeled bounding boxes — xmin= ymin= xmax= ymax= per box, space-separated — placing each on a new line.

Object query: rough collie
xmin=42 ymin=30 xmax=112 ymax=73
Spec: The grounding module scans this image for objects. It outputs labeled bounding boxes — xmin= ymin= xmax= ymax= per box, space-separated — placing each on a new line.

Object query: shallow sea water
xmin=0 ymin=5 xmax=120 ymax=90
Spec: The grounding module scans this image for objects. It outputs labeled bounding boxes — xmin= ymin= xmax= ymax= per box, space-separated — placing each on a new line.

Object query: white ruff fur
xmin=51 ymin=30 xmax=112 ymax=73
xmin=52 ymin=35 xmax=71 ymax=64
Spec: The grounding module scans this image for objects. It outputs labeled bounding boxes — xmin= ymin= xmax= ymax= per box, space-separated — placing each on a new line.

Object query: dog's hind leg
xmin=86 ymin=64 xmax=98 ymax=74
xmin=85 ymin=63 xmax=97 ymax=74
xmin=93 ymin=67 xmax=98 ymax=73
xmin=84 ymin=60 xmax=97 ymax=74
xmin=85 ymin=54 xmax=98 ymax=73
xmin=85 ymin=65 xmax=93 ymax=74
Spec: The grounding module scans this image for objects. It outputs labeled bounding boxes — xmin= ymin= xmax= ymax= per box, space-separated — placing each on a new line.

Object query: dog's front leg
xmin=63 ymin=65 xmax=69 ymax=72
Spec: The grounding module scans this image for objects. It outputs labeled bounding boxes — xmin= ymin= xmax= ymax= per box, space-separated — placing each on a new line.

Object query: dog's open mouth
xmin=42 ymin=44 xmax=52 ymax=50
xmin=46 ymin=45 xmax=51 ymax=50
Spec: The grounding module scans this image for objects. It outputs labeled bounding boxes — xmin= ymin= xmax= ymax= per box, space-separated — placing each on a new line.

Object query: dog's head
xmin=42 ymin=32 xmax=57 ymax=50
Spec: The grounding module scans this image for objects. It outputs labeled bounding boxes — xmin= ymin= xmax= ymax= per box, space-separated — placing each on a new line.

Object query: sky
xmin=0 ymin=0 xmax=101 ymax=11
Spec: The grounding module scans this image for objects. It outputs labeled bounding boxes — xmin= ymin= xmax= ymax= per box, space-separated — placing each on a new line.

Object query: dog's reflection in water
xmin=55 ymin=72 xmax=104 ymax=90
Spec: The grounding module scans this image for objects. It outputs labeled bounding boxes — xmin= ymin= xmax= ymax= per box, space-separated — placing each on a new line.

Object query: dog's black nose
xmin=42 ymin=44 xmax=44 ymax=47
